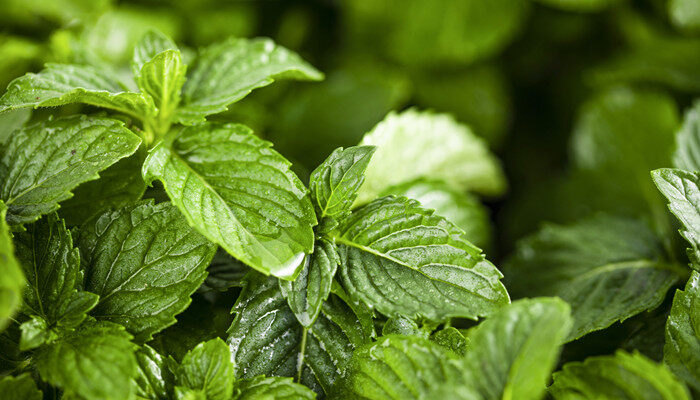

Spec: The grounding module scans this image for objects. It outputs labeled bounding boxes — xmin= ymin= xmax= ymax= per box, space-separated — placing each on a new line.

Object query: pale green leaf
xmin=175 ymin=338 xmax=234 ymax=400
xmin=0 ymin=373 xmax=41 ymax=400
xmin=674 ymin=101 xmax=700 ymax=172
xmin=176 ymin=37 xmax=323 ymax=124
xmin=77 ymin=200 xmax=216 ymax=342
xmin=19 ymin=317 xmax=53 ymax=351
xmin=356 ymin=109 xmax=506 ymax=204
xmin=0 ymin=108 xmax=30 ymax=145
xmin=14 ymin=213 xmax=98 ymax=329
xmin=233 ymin=376 xmax=316 ymax=400
xmin=334 ymin=195 xmax=508 ymax=321
xmin=309 ymin=145 xmax=375 ymax=222
xmin=137 ymin=50 xmax=186 ymax=126
xmin=0 ymin=202 xmax=23 ymax=332
xmin=132 ymin=29 xmax=179 ymax=75
xmin=33 ymin=320 xmax=138 ymax=400
xmin=0 ymin=64 xmax=155 ymax=119
xmin=550 ymin=351 xmax=691 ymax=400
xmin=142 ymin=122 xmax=316 ymax=279
xmin=462 ymin=298 xmax=572 ymax=400
xmin=431 ymin=327 xmax=469 ymax=356
xmin=664 ymin=270 xmax=700 ymax=391
xmin=383 ymin=179 xmax=493 ymax=250
xmin=0 ymin=115 xmax=141 ymax=226
xmin=134 ymin=344 xmax=173 ymax=400
xmin=227 ymin=273 xmax=372 ymax=395
xmin=670 ymin=0 xmax=700 ymax=33
xmin=505 ymin=215 xmax=680 ymax=340
xmin=59 ymin=149 xmax=147 ymax=226
xmin=336 ymin=335 xmax=475 ymax=400
xmin=653 ymin=169 xmax=700 ymax=268
xmin=279 ymin=238 xmax=339 ymax=327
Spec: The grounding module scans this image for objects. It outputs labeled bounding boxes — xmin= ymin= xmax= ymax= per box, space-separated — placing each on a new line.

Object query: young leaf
xmin=664 ymin=270 xmax=700 ymax=391
xmin=19 ymin=317 xmax=54 ymax=351
xmin=175 ymin=338 xmax=234 ymax=400
xmin=309 ymin=145 xmax=376 ymax=221
xmin=14 ymin=213 xmax=98 ymax=329
xmin=0 ymin=202 xmax=24 ymax=332
xmin=431 ymin=327 xmax=469 ymax=356
xmin=461 ymin=298 xmax=572 ymax=400
xmin=143 ymin=122 xmax=316 ymax=279
xmin=0 ymin=373 xmax=42 ymax=400
xmin=232 ymin=376 xmax=316 ymax=400
xmin=383 ymin=179 xmax=493 ymax=250
xmin=0 ymin=64 xmax=155 ymax=119
xmin=505 ymin=215 xmax=681 ymax=340
xmin=653 ymin=168 xmax=700 ymax=268
xmin=132 ymin=30 xmax=179 ymax=75
xmin=550 ymin=351 xmax=691 ymax=400
xmin=336 ymin=335 xmax=473 ymax=399
xmin=176 ymin=37 xmax=323 ymax=124
xmin=133 ymin=344 xmax=173 ymax=400
xmin=137 ymin=49 xmax=186 ymax=129
xmin=0 ymin=115 xmax=141 ymax=226
xmin=33 ymin=320 xmax=138 ymax=400
xmin=58 ymin=149 xmax=147 ymax=226
xmin=674 ymin=101 xmax=700 ymax=172
xmin=279 ymin=238 xmax=339 ymax=327
xmin=77 ymin=200 xmax=216 ymax=343
xmin=228 ymin=273 xmax=372 ymax=395
xmin=334 ymin=195 xmax=508 ymax=321
xmin=355 ymin=109 xmax=506 ymax=204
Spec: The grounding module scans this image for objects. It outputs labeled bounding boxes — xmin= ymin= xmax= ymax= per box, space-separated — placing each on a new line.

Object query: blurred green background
xmin=1 ymin=0 xmax=699 ymax=261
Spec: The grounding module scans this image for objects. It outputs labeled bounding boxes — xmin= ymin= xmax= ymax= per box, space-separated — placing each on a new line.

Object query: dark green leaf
xmin=550 ymin=351 xmax=691 ymax=399
xmin=78 ymin=200 xmax=216 ymax=342
xmin=0 ymin=64 xmax=155 ymax=119
xmin=334 ymin=195 xmax=508 ymax=321
xmin=33 ymin=320 xmax=138 ymax=400
xmin=664 ymin=270 xmax=700 ymax=391
xmin=0 ymin=115 xmax=141 ymax=226
xmin=279 ymin=238 xmax=339 ymax=327
xmin=0 ymin=202 xmax=23 ymax=332
xmin=14 ymin=213 xmax=98 ymax=329
xmin=505 ymin=215 xmax=681 ymax=340
xmin=0 ymin=373 xmax=41 ymax=400
xmin=134 ymin=344 xmax=173 ymax=400
xmin=177 ymin=37 xmax=323 ymax=124
xmin=233 ymin=376 xmax=316 ymax=400
xmin=200 ymin=249 xmax=249 ymax=293
xmin=142 ymin=122 xmax=316 ymax=279
xmin=462 ymin=298 xmax=572 ymax=400
xmin=175 ymin=338 xmax=234 ymax=400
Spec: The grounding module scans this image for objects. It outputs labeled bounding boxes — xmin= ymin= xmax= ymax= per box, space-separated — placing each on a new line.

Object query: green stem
xmin=296 ymin=328 xmax=308 ymax=383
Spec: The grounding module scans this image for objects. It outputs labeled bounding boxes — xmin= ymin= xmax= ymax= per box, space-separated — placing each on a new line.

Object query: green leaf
xmin=133 ymin=344 xmax=173 ymax=400
xmin=383 ymin=179 xmax=493 ymax=250
xmin=653 ymin=169 xmax=700 ymax=268
xmin=227 ymin=273 xmax=372 ymax=395
xmin=0 ymin=373 xmax=42 ymax=400
xmin=132 ymin=29 xmax=179 ymax=75
xmin=461 ymin=298 xmax=572 ymax=400
xmin=0 ymin=64 xmax=155 ymax=119
xmin=233 ymin=376 xmax=316 ymax=400
xmin=334 ymin=195 xmax=508 ymax=322
xmin=137 ymin=49 xmax=187 ymax=129
xmin=14 ymin=213 xmax=98 ymax=329
xmin=336 ymin=334 xmax=473 ymax=399
xmin=142 ymin=122 xmax=316 ymax=280
xmin=550 ymin=351 xmax=691 ymax=400
xmin=33 ymin=320 xmax=138 ymax=400
xmin=0 ymin=115 xmax=141 ymax=226
xmin=674 ymin=101 xmax=700 ymax=172
xmin=0 ymin=108 xmax=30 ymax=145
xmin=431 ymin=327 xmax=469 ymax=356
xmin=309 ymin=145 xmax=376 ymax=222
xmin=664 ymin=270 xmax=700 ymax=391
xmin=176 ymin=37 xmax=323 ymax=124
xmin=77 ymin=200 xmax=216 ymax=342
xmin=505 ymin=215 xmax=680 ymax=340
xmin=533 ymin=0 xmax=619 ymax=12
xmin=175 ymin=338 xmax=234 ymax=400
xmin=356 ymin=109 xmax=506 ymax=204
xmin=279 ymin=238 xmax=339 ymax=327
xmin=0 ymin=202 xmax=23 ymax=332
xmin=19 ymin=317 xmax=54 ymax=351
xmin=58 ymin=149 xmax=147 ymax=226
xmin=200 ymin=249 xmax=249 ymax=293
xmin=670 ymin=0 xmax=700 ymax=33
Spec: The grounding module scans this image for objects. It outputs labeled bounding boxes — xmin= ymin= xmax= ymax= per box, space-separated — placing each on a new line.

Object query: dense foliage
xmin=2 ymin=0 xmax=700 ymax=399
